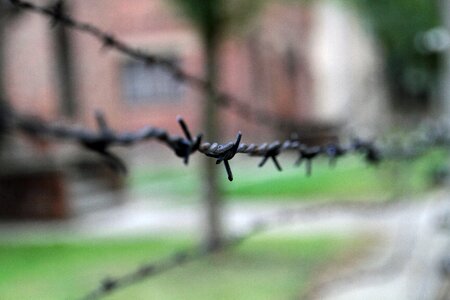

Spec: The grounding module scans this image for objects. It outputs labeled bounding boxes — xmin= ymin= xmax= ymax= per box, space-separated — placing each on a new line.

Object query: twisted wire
xmin=80 ymin=200 xmax=412 ymax=300
xmin=14 ymin=111 xmax=380 ymax=181
xmin=80 ymin=222 xmax=263 ymax=300
xmin=9 ymin=0 xmax=304 ymax=132
xmin=7 ymin=2 xmax=450 ymax=299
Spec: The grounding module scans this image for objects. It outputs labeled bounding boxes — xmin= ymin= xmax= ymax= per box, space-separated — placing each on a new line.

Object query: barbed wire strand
xmin=7 ymin=2 xmax=450 ymax=299
xmin=80 ymin=199 xmax=414 ymax=300
xmin=11 ymin=0 xmax=450 ymax=177
xmin=9 ymin=0 xmax=307 ymax=133
xmin=14 ymin=111 xmax=381 ymax=180
xmin=16 ymin=107 xmax=450 ymax=181
xmin=80 ymin=219 xmax=262 ymax=300
xmin=10 ymin=105 xmax=446 ymax=300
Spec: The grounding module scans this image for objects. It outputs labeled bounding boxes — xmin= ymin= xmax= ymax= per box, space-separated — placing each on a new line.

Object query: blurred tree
xmin=53 ymin=0 xmax=78 ymax=118
xmin=168 ymin=0 xmax=266 ymax=250
xmin=0 ymin=3 xmax=6 ymax=105
xmin=440 ymin=0 xmax=450 ymax=116
xmin=0 ymin=1 xmax=22 ymax=144
xmin=349 ymin=0 xmax=441 ymax=114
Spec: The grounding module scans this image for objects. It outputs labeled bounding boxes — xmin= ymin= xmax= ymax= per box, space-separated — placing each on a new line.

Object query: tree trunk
xmin=0 ymin=1 xmax=7 ymax=104
xmin=54 ymin=1 xmax=77 ymax=118
xmin=440 ymin=0 xmax=450 ymax=117
xmin=201 ymin=35 xmax=223 ymax=251
xmin=0 ymin=3 xmax=9 ymax=146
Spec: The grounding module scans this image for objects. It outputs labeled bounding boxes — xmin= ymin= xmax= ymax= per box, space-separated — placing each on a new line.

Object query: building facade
xmin=1 ymin=0 xmax=389 ymax=219
xmin=4 ymin=0 xmax=387 ymax=142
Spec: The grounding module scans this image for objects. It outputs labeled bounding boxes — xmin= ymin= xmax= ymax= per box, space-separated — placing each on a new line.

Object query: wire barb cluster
xmin=7 ymin=2 xmax=450 ymax=299
xmin=14 ymin=111 xmax=380 ymax=181
xmin=7 ymin=0 xmax=385 ymax=180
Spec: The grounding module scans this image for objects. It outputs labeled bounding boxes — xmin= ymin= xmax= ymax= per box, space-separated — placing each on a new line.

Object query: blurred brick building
xmin=4 ymin=0 xmax=321 ymax=140
xmin=5 ymin=0 xmax=388 ymax=139
xmin=1 ymin=0 xmax=387 ymax=218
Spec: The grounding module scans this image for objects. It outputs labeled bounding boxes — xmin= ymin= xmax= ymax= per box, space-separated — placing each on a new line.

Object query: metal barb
xmin=326 ymin=144 xmax=346 ymax=168
xmin=224 ymin=160 xmax=233 ymax=181
xmin=102 ymin=34 xmax=115 ymax=48
xmin=171 ymin=116 xmax=202 ymax=165
xmin=258 ymin=141 xmax=282 ymax=171
xmin=177 ymin=115 xmax=193 ymax=142
xmin=48 ymin=0 xmax=64 ymax=28
xmin=101 ymin=278 xmax=117 ymax=292
xmin=296 ymin=146 xmax=321 ymax=176
xmin=352 ymin=139 xmax=381 ymax=165
xmin=94 ymin=110 xmax=109 ymax=134
xmin=212 ymin=132 xmax=242 ymax=181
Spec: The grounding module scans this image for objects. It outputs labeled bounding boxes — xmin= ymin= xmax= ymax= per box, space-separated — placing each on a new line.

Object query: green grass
xmin=129 ymin=150 xmax=448 ymax=201
xmin=225 ymin=158 xmax=383 ymax=200
xmin=0 ymin=235 xmax=359 ymax=300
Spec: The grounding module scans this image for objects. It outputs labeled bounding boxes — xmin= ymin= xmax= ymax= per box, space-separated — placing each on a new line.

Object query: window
xmin=121 ymin=58 xmax=184 ymax=104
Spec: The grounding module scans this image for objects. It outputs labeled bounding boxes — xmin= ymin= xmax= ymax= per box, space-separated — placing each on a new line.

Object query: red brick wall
xmin=5 ymin=6 xmax=59 ymax=119
xmin=5 ymin=0 xmax=314 ymax=142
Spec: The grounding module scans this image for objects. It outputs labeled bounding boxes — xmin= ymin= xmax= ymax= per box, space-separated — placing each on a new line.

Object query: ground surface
xmin=1 ymin=149 xmax=449 ymax=299
xmin=1 ymin=190 xmax=450 ymax=299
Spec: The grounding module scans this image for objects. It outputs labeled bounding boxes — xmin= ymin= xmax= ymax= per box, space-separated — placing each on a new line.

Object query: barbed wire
xmin=97 ymin=198 xmax=429 ymax=300
xmin=14 ymin=105 xmax=450 ymax=181
xmin=9 ymin=0 xmax=308 ymax=133
xmin=7 ymin=2 xmax=450 ymax=299
xmin=80 ymin=218 xmax=262 ymax=300
xmin=13 ymin=110 xmax=380 ymax=181
xmin=80 ymin=199 xmax=412 ymax=300
xmin=14 ymin=0 xmax=450 ymax=180
xmin=8 ymin=0 xmax=450 ymax=166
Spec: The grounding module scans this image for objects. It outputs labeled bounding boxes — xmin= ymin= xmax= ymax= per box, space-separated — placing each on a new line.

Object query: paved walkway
xmin=0 ymin=195 xmax=420 ymax=242
xmin=1 ymin=190 xmax=449 ymax=300
xmin=313 ymin=191 xmax=450 ymax=300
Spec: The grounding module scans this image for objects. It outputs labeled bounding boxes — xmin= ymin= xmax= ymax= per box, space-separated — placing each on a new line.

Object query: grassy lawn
xmin=129 ymin=149 xmax=448 ymax=202
xmin=0 ymin=235 xmax=361 ymax=300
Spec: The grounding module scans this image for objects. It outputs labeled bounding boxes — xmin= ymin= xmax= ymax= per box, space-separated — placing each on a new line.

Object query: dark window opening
xmin=121 ymin=58 xmax=184 ymax=104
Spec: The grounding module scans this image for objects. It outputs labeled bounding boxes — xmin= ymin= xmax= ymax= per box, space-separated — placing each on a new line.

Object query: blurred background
xmin=1 ymin=0 xmax=450 ymax=299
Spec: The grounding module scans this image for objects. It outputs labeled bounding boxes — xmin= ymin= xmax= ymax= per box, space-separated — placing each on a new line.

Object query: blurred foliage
xmin=168 ymin=0 xmax=442 ymax=112
xmin=348 ymin=0 xmax=441 ymax=111
xmin=168 ymin=0 xmax=267 ymax=42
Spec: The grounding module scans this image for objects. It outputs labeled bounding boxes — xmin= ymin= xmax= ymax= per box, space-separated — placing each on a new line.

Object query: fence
xmin=4 ymin=0 xmax=450 ymax=299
